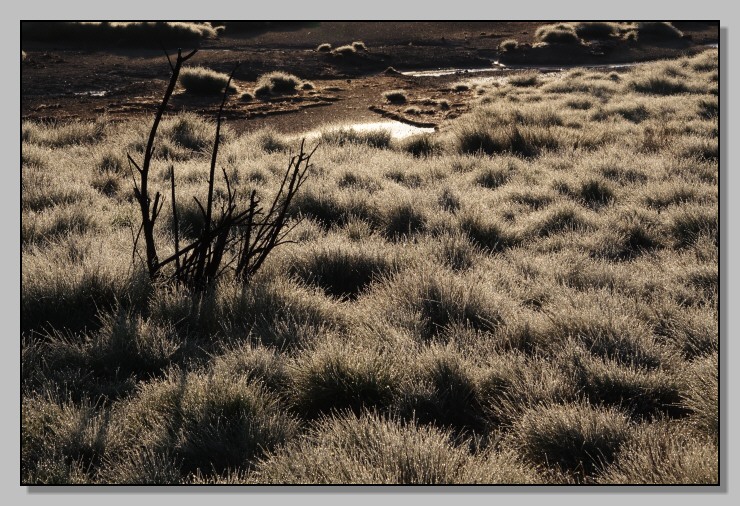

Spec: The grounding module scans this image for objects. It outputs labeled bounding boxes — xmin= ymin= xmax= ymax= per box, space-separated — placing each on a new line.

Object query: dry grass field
xmin=21 ymin=40 xmax=718 ymax=484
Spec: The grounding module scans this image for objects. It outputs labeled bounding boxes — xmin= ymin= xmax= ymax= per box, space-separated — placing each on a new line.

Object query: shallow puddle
xmin=73 ymin=90 xmax=108 ymax=97
xmin=301 ymin=120 xmax=435 ymax=140
xmin=400 ymin=63 xmax=506 ymax=78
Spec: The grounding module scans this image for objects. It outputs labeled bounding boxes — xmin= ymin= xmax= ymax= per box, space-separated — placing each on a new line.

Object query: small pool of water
xmin=73 ymin=90 xmax=108 ymax=97
xmin=400 ymin=61 xmax=646 ymax=77
xmin=300 ymin=120 xmax=435 ymax=140
xmin=401 ymin=66 xmax=505 ymax=78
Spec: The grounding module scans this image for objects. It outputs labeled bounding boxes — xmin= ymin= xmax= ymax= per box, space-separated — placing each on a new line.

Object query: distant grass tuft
xmin=383 ymin=90 xmax=408 ymax=104
xmin=332 ymin=44 xmax=357 ymax=56
xmin=635 ymin=22 xmax=684 ymax=41
xmin=255 ymin=71 xmax=304 ymax=96
xmin=509 ymin=72 xmax=540 ymax=87
xmin=574 ymin=22 xmax=619 ymax=40
xmin=499 ymin=39 xmax=519 ymax=52
xmin=535 ymin=23 xmax=581 ymax=45
xmin=179 ymin=66 xmax=236 ymax=95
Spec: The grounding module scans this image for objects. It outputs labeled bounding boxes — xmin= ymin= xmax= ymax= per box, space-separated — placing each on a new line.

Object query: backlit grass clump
xmin=535 ymin=23 xmax=582 ymax=45
xmin=21 ymin=48 xmax=718 ymax=484
xmin=179 ymin=66 xmax=236 ymax=95
xmin=254 ymin=72 xmax=311 ymax=97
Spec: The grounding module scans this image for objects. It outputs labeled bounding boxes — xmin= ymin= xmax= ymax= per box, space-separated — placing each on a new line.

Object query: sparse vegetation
xmin=22 ymin=43 xmax=718 ymax=485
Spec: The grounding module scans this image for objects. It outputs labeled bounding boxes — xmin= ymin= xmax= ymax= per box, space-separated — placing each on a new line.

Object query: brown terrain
xmin=21 ymin=21 xmax=719 ymax=135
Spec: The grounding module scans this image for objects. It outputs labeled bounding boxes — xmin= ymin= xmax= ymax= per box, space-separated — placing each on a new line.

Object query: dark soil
xmin=21 ymin=21 xmax=719 ymax=135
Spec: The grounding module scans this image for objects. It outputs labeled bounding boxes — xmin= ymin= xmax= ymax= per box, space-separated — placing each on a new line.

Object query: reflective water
xmin=302 ymin=121 xmax=435 ymax=140
xmin=74 ymin=90 xmax=108 ymax=97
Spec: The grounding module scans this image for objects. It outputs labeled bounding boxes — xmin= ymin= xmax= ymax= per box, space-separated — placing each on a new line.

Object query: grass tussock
xmin=510 ymin=402 xmax=631 ymax=481
xmin=179 ymin=66 xmax=236 ymax=95
xmin=252 ymin=412 xmax=541 ymax=484
xmin=499 ymin=39 xmax=519 ymax=52
xmin=383 ymin=89 xmax=408 ymax=104
xmin=254 ymin=72 xmax=308 ymax=97
xmin=599 ymin=421 xmax=717 ymax=484
xmin=535 ymin=23 xmax=582 ymax=45
xmin=634 ymin=22 xmax=684 ymax=42
xmin=574 ymin=22 xmax=619 ymax=40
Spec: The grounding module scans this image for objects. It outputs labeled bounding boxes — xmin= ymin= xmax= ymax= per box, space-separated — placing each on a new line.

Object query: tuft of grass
xmin=523 ymin=202 xmax=593 ymax=238
xmin=289 ymin=242 xmax=397 ymax=299
xmin=680 ymin=353 xmax=718 ymax=440
xmin=499 ymin=39 xmax=519 ymax=52
xmin=591 ymin=209 xmax=664 ymax=260
xmin=666 ymin=204 xmax=718 ymax=248
xmin=368 ymin=264 xmax=508 ymax=340
xmin=382 ymin=201 xmax=428 ymax=240
xmin=574 ymin=22 xmax=619 ymax=40
xmin=397 ymin=133 xmax=442 ymax=157
xmin=287 ymin=341 xmax=402 ymax=419
xmin=535 ymin=23 xmax=581 ymax=45
xmin=22 ymin=395 xmax=108 ymax=484
xmin=332 ymin=44 xmax=357 ymax=56
xmin=316 ymin=43 xmax=332 ymax=52
xmin=565 ymin=348 xmax=685 ymax=420
xmin=510 ymin=402 xmax=631 ymax=481
xmin=509 ymin=72 xmax=540 ymax=87
xmin=352 ymin=41 xmax=367 ymax=51
xmin=254 ymin=71 xmax=304 ymax=96
xmin=22 ymin=119 xmax=107 ymax=147
xmin=628 ymin=73 xmax=691 ymax=95
xmin=451 ymin=106 xmax=561 ymax=157
xmin=397 ymin=349 xmax=486 ymax=432
xmin=383 ymin=89 xmax=408 ymax=104
xmin=252 ymin=412 xmax=541 ymax=484
xmin=321 ymin=127 xmax=392 ymax=149
xmin=178 ymin=66 xmax=236 ymax=95
xmin=599 ymin=421 xmax=717 ymax=484
xmin=459 ymin=210 xmax=519 ymax=252
xmin=576 ymin=177 xmax=615 ymax=208
xmin=108 ymin=369 xmax=299 ymax=477
xmin=475 ymin=164 xmax=512 ymax=189
xmin=635 ymin=22 xmax=684 ymax=41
